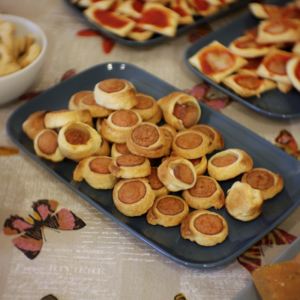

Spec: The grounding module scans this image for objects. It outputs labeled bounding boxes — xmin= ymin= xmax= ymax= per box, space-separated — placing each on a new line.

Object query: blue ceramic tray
xmin=7 ymin=62 xmax=300 ymax=268
xmin=63 ymin=0 xmax=252 ymax=46
xmin=184 ymin=0 xmax=300 ymax=119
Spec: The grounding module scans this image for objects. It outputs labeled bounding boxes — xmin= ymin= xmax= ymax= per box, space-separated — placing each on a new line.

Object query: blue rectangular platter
xmin=184 ymin=0 xmax=300 ymax=119
xmin=7 ymin=62 xmax=300 ymax=268
xmin=63 ymin=0 xmax=252 ymax=46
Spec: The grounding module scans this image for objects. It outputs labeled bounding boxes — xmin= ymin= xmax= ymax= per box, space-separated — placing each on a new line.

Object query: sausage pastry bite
xmin=146 ymin=167 xmax=169 ymax=198
xmin=286 ymin=56 xmax=300 ymax=92
xmin=169 ymin=0 xmax=194 ymax=25
xmin=111 ymin=142 xmax=132 ymax=158
xmin=145 ymin=105 xmax=163 ymax=124
xmin=146 ymin=195 xmax=189 ymax=227
xmin=73 ymin=156 xmax=118 ymax=189
xmin=256 ymin=49 xmax=296 ymax=85
xmin=94 ymin=78 xmax=138 ymax=110
xmin=137 ymin=2 xmax=180 ymax=37
xmin=182 ymin=175 xmax=225 ymax=210
xmin=172 ymin=129 xmax=210 ymax=159
xmin=187 ymin=0 xmax=220 ymax=17
xmin=225 ymin=181 xmax=264 ymax=221
xmin=68 ymin=91 xmax=93 ymax=110
xmin=222 ymin=73 xmax=277 ymax=98
xmin=157 ymin=155 xmax=197 ymax=192
xmin=157 ymin=91 xmax=201 ymax=130
xmin=189 ymin=155 xmax=207 ymax=176
xmin=78 ymin=93 xmax=114 ymax=118
xmin=241 ymin=168 xmax=284 ymax=200
xmin=34 ymin=129 xmax=64 ymax=162
xmin=58 ymin=121 xmax=101 ymax=161
xmin=190 ymin=124 xmax=224 ymax=154
xmin=84 ymin=4 xmax=136 ymax=37
xmin=208 ymin=148 xmax=253 ymax=181
xmin=126 ymin=122 xmax=165 ymax=158
xmin=100 ymin=109 xmax=142 ymax=144
xmin=94 ymin=138 xmax=111 ymax=157
xmin=180 ymin=210 xmax=228 ymax=246
xmin=44 ymin=109 xmax=93 ymax=129
xmin=22 ymin=110 xmax=50 ymax=140
xmin=113 ymin=178 xmax=155 ymax=217
xmin=160 ymin=124 xmax=177 ymax=156
xmin=109 ymin=154 xmax=151 ymax=178
xmin=188 ymin=40 xmax=248 ymax=83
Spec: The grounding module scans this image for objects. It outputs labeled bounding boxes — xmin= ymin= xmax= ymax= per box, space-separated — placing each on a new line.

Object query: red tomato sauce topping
xmin=294 ymin=60 xmax=300 ymax=81
xmin=194 ymin=0 xmax=209 ymax=11
xmin=234 ymin=74 xmax=262 ymax=90
xmin=235 ymin=38 xmax=269 ymax=49
xmin=133 ymin=0 xmax=144 ymax=13
xmin=94 ymin=10 xmax=128 ymax=28
xmin=139 ymin=9 xmax=169 ymax=28
xmin=265 ymin=53 xmax=293 ymax=75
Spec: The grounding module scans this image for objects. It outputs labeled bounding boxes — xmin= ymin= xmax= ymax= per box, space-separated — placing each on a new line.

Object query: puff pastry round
xmin=286 ymin=56 xmax=300 ymax=92
xmin=182 ymin=175 xmax=225 ymax=210
xmin=34 ymin=129 xmax=64 ymax=162
xmin=180 ymin=209 xmax=228 ymax=246
xmin=131 ymin=93 xmax=160 ymax=121
xmin=172 ymin=129 xmax=210 ymax=159
xmin=145 ymin=106 xmax=163 ymax=124
xmin=146 ymin=167 xmax=169 ymax=198
xmin=113 ymin=178 xmax=155 ymax=217
xmin=94 ymin=138 xmax=111 ymax=157
xmin=100 ymin=109 xmax=142 ymax=143
xmin=208 ymin=148 xmax=253 ymax=181
xmin=109 ymin=154 xmax=151 ymax=179
xmin=68 ymin=90 xmax=93 ymax=110
xmin=94 ymin=78 xmax=138 ymax=110
xmin=241 ymin=168 xmax=284 ymax=200
xmin=157 ymin=91 xmax=201 ymax=130
xmin=126 ymin=122 xmax=165 ymax=158
xmin=111 ymin=142 xmax=132 ymax=158
xmin=73 ymin=156 xmax=118 ymax=189
xmin=22 ymin=110 xmax=50 ymax=140
xmin=189 ymin=155 xmax=207 ymax=176
xmin=160 ymin=124 xmax=176 ymax=156
xmin=58 ymin=121 xmax=101 ymax=161
xmin=146 ymin=195 xmax=189 ymax=227
xmin=157 ymin=155 xmax=197 ymax=192
xmin=225 ymin=181 xmax=264 ymax=221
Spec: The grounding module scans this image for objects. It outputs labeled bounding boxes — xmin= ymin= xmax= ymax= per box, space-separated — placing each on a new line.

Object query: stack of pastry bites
xmin=71 ymin=0 xmax=240 ymax=41
xmin=188 ymin=0 xmax=300 ymax=97
xmin=22 ymin=78 xmax=284 ymax=248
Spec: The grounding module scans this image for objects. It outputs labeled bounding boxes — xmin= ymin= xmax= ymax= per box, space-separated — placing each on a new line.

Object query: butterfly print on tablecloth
xmin=3 ymin=199 xmax=86 ymax=260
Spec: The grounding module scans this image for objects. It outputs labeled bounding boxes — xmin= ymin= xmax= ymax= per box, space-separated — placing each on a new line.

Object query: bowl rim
xmin=0 ymin=14 xmax=48 ymax=81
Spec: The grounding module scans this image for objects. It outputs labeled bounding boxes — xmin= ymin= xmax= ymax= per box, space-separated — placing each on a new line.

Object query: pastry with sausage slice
xmin=146 ymin=167 xmax=169 ymax=198
xmin=68 ymin=91 xmax=93 ymax=110
xmin=111 ymin=142 xmax=132 ymax=158
xmin=160 ymin=124 xmax=177 ymax=156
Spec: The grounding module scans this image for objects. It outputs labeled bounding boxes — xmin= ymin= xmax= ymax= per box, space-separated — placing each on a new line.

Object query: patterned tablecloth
xmin=1 ymin=1 xmax=300 ymax=300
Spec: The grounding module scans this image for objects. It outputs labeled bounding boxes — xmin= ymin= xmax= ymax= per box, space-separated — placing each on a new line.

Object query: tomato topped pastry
xmin=187 ymin=0 xmax=220 ymax=17
xmin=222 ymin=73 xmax=277 ymax=98
xmin=188 ymin=40 xmax=248 ymax=83
xmin=115 ymin=0 xmax=144 ymax=19
xmin=169 ymin=0 xmax=194 ymax=25
xmin=286 ymin=56 xmax=300 ymax=92
xmin=238 ymin=57 xmax=264 ymax=75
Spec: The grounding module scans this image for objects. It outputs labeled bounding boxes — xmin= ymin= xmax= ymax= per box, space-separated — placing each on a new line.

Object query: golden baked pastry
xmin=189 ymin=155 xmax=207 ymax=176
xmin=113 ymin=178 xmax=155 ymax=217
xmin=146 ymin=167 xmax=169 ymax=198
xmin=44 ymin=109 xmax=93 ymax=129
xmin=68 ymin=90 xmax=93 ymax=110
xmin=172 ymin=129 xmax=210 ymax=159
xmin=190 ymin=124 xmax=224 ymax=154
xmin=208 ymin=148 xmax=253 ymax=181
xmin=160 ymin=124 xmax=177 ymax=156
xmin=169 ymin=0 xmax=194 ymax=25
xmin=126 ymin=122 xmax=165 ymax=158
xmin=111 ymin=142 xmax=132 ymax=158
xmin=115 ymin=0 xmax=144 ymax=19
xmin=22 ymin=110 xmax=50 ymax=140
xmin=187 ymin=0 xmax=220 ymax=17
xmin=157 ymin=91 xmax=201 ymax=130
xmin=180 ymin=209 xmax=228 ymax=246
xmin=95 ymin=117 xmax=106 ymax=133
xmin=286 ymin=56 xmax=300 ymax=92
xmin=277 ymin=82 xmax=293 ymax=94
xmin=94 ymin=78 xmax=138 ymax=110
xmin=182 ymin=175 xmax=225 ymax=210
xmin=73 ymin=156 xmax=118 ymax=189
xmin=157 ymin=155 xmax=196 ymax=192
xmin=58 ymin=121 xmax=101 ymax=161
xmin=225 ymin=181 xmax=264 ymax=221
xmin=109 ymin=154 xmax=151 ymax=179
xmin=146 ymin=195 xmax=189 ymax=227
xmin=33 ymin=129 xmax=64 ymax=162
xmin=241 ymin=168 xmax=284 ymax=200
xmin=100 ymin=109 xmax=142 ymax=143
xmin=94 ymin=138 xmax=111 ymax=157
xmin=188 ymin=40 xmax=248 ymax=83
xmin=145 ymin=105 xmax=163 ymax=124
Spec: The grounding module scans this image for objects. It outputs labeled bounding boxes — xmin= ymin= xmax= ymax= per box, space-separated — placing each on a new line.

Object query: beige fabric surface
xmin=1 ymin=1 xmax=300 ymax=300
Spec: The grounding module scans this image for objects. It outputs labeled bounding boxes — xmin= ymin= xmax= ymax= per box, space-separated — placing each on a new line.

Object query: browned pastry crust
xmin=187 ymin=0 xmax=220 ymax=17
xmin=73 ymin=156 xmax=118 ymax=189
xmin=146 ymin=195 xmax=189 ymax=227
xmin=189 ymin=155 xmax=208 ymax=176
xmin=94 ymin=78 xmax=138 ymax=110
xmin=111 ymin=142 xmax=132 ymax=158
xmin=58 ymin=121 xmax=101 ymax=161
xmin=145 ymin=105 xmax=163 ymax=124
xmin=109 ymin=154 xmax=151 ymax=178
xmin=68 ymin=90 xmax=93 ymax=110
xmin=33 ymin=129 xmax=64 ymax=162
xmin=94 ymin=138 xmax=111 ymax=157
xmin=146 ymin=167 xmax=169 ymax=198
xmin=160 ymin=124 xmax=177 ymax=156
xmin=225 ymin=181 xmax=264 ymax=221
xmin=207 ymin=148 xmax=253 ymax=181
xmin=112 ymin=178 xmax=155 ymax=217
xmin=286 ymin=56 xmax=300 ymax=92
xmin=169 ymin=0 xmax=194 ymax=25
xmin=126 ymin=122 xmax=165 ymax=158
xmin=22 ymin=110 xmax=50 ymax=140
xmin=180 ymin=209 xmax=228 ymax=246
xmin=157 ymin=91 xmax=201 ymax=130
xmin=241 ymin=168 xmax=284 ymax=200
xmin=182 ymin=175 xmax=225 ymax=210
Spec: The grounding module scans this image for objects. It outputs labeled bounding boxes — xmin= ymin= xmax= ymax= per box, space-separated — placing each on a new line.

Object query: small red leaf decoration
xmin=19 ymin=91 xmax=42 ymax=101
xmin=0 ymin=146 xmax=19 ymax=156
xmin=76 ymin=29 xmax=101 ymax=37
xmin=60 ymin=69 xmax=77 ymax=82
xmin=102 ymin=38 xmax=115 ymax=54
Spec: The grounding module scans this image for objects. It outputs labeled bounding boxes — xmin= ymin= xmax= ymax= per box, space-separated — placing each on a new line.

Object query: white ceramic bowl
xmin=0 ymin=14 xmax=47 ymax=105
